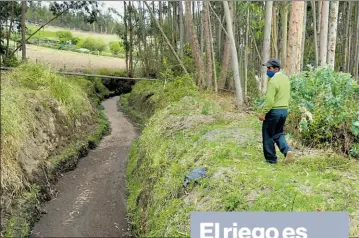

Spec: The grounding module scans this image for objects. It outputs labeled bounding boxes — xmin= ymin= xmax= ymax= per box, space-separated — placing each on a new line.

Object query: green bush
xmin=71 ymin=36 xmax=81 ymax=45
xmin=56 ymin=30 xmax=73 ymax=43
xmin=109 ymin=41 xmax=125 ymax=55
xmin=286 ymin=67 xmax=359 ymax=154
xmin=80 ymin=37 xmax=107 ymax=52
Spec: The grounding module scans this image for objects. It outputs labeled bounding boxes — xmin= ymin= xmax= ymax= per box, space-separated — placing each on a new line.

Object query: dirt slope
xmin=31 ymin=96 xmax=138 ymax=237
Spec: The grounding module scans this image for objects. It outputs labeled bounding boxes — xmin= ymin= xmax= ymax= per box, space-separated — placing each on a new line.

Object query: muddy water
xmin=31 ymin=96 xmax=138 ymax=237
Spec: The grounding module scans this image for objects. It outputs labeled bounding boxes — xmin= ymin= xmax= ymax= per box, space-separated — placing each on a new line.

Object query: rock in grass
xmin=183 ymin=167 xmax=207 ymax=187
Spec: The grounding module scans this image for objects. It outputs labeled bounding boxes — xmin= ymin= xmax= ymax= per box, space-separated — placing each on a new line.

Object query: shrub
xmin=56 ymin=30 xmax=73 ymax=43
xmin=80 ymin=37 xmax=106 ymax=52
xmin=286 ymin=67 xmax=359 ymax=155
xmin=109 ymin=41 xmax=124 ymax=55
xmin=71 ymin=36 xmax=81 ymax=45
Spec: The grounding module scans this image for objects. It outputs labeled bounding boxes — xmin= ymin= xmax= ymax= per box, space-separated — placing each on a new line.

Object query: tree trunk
xmin=327 ymin=1 xmax=339 ymax=69
xmin=21 ymin=1 xmax=27 ymax=61
xmin=208 ymin=8 xmax=218 ymax=94
xmin=353 ymin=2 xmax=359 ymax=78
xmin=261 ymin=1 xmax=273 ymax=93
xmin=285 ymin=1 xmax=305 ymax=75
xmin=344 ymin=2 xmax=352 ymax=72
xmin=178 ymin=0 xmax=184 ymax=58
xmin=124 ymin=1 xmax=129 ymax=73
xmin=244 ymin=7 xmax=250 ymax=102
xmin=203 ymin=0 xmax=213 ymax=88
xmin=173 ymin=2 xmax=177 ymax=48
xmin=200 ymin=15 xmax=204 ymax=55
xmin=280 ymin=3 xmax=289 ymax=67
xmin=185 ymin=0 xmax=205 ymax=87
xmin=348 ymin=15 xmax=353 ymax=73
xmin=129 ymin=2 xmax=133 ymax=76
xmin=311 ymin=0 xmax=319 ymax=67
xmin=223 ymin=1 xmax=244 ymax=107
xmin=6 ymin=1 xmax=15 ymax=57
xmin=219 ymin=4 xmax=233 ymax=89
xmin=319 ymin=1 xmax=329 ymax=66
xmin=271 ymin=4 xmax=278 ymax=59
xmin=300 ymin=1 xmax=307 ymax=70
xmin=217 ymin=16 xmax=223 ymax=61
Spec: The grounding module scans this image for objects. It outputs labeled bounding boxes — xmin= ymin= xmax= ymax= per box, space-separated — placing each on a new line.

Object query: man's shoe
xmin=265 ymin=160 xmax=277 ymax=164
xmin=284 ymin=151 xmax=294 ymax=163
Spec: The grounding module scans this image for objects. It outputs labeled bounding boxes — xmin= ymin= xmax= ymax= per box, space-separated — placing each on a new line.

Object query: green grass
xmin=123 ymin=75 xmax=359 ymax=237
xmin=27 ymin=25 xmax=58 ymax=39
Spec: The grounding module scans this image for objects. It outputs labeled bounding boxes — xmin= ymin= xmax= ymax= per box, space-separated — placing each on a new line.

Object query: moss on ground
xmin=123 ymin=77 xmax=359 ymax=237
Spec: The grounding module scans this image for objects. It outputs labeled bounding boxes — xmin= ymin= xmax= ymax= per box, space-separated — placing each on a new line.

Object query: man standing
xmin=258 ymin=58 xmax=293 ymax=164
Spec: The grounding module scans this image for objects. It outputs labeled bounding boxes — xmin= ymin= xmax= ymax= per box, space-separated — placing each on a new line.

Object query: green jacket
xmin=261 ymin=72 xmax=291 ymax=114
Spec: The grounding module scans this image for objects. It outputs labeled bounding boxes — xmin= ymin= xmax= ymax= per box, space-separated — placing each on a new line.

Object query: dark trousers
xmin=262 ymin=109 xmax=291 ymax=163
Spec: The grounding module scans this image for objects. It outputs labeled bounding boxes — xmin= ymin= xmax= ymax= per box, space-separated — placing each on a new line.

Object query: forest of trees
xmin=1 ymin=1 xmax=359 ymax=107
xmin=112 ymin=1 xmax=358 ymax=107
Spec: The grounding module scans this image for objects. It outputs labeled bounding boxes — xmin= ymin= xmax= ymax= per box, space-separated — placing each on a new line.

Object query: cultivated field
xmin=25 ymin=44 xmax=126 ymax=72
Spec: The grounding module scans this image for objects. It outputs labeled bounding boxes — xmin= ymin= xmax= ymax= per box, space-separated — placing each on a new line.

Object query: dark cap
xmin=263 ymin=58 xmax=281 ymax=68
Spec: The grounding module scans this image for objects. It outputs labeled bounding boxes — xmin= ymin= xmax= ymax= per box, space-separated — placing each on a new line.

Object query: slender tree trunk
xmin=348 ymin=13 xmax=352 ymax=73
xmin=286 ymin=1 xmax=305 ymax=75
xmin=203 ymin=0 xmax=213 ymax=88
xmin=219 ymin=4 xmax=233 ymax=89
xmin=280 ymin=3 xmax=289 ymax=67
xmin=354 ymin=2 xmax=359 ymax=78
xmin=318 ymin=0 xmax=322 ymax=35
xmin=21 ymin=1 xmax=27 ymax=61
xmin=6 ymin=1 xmax=14 ymax=57
xmin=185 ymin=0 xmax=205 ymax=86
xmin=129 ymin=2 xmax=133 ymax=76
xmin=208 ymin=9 xmax=218 ymax=93
xmin=159 ymin=1 xmax=163 ymax=26
xmin=311 ymin=0 xmax=319 ymax=67
xmin=159 ymin=1 xmax=163 ymax=57
xmin=319 ymin=1 xmax=329 ymax=66
xmin=223 ymin=1 xmax=244 ymax=107
xmin=271 ymin=4 xmax=278 ymax=59
xmin=327 ymin=1 xmax=339 ymax=69
xmin=178 ymin=0 xmax=184 ymax=58
xmin=244 ymin=7 xmax=250 ymax=102
xmin=344 ymin=2 xmax=352 ymax=72
xmin=300 ymin=1 xmax=307 ymax=70
xmin=200 ymin=15 xmax=204 ymax=55
xmin=217 ymin=16 xmax=222 ymax=61
xmin=124 ymin=1 xmax=129 ymax=73
xmin=261 ymin=1 xmax=273 ymax=93
xmin=173 ymin=2 xmax=177 ymax=48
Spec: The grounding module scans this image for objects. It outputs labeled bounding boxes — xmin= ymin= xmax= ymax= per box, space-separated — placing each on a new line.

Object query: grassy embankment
xmin=1 ymin=63 xmax=111 ymax=237
xmin=120 ymin=69 xmax=359 ymax=237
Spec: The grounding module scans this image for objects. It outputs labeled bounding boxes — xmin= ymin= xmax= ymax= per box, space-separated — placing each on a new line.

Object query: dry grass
xmin=19 ymin=44 xmax=126 ymax=72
